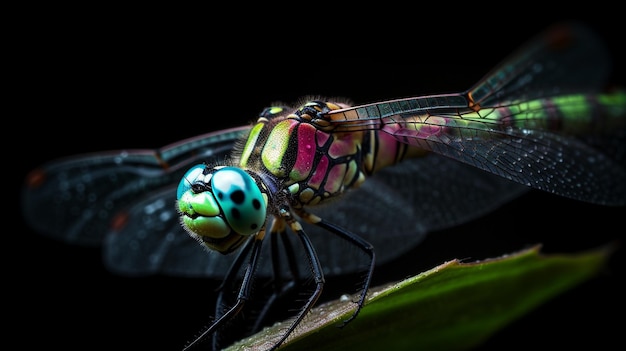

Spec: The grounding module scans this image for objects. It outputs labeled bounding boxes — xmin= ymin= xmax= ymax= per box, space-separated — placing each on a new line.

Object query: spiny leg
xmin=268 ymin=206 xmax=325 ymax=350
xmin=251 ymin=218 xmax=303 ymax=333
xmin=296 ymin=209 xmax=375 ymax=327
xmin=183 ymin=229 xmax=266 ymax=351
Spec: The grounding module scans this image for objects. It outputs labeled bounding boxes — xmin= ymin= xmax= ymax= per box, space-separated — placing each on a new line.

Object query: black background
xmin=11 ymin=13 xmax=624 ymax=351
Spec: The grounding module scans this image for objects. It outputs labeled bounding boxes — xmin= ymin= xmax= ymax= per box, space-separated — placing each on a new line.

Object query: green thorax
xmin=235 ymin=102 xmax=419 ymax=207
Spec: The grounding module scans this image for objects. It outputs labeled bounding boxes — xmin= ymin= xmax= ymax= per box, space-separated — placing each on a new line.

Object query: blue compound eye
xmin=177 ymin=164 xmax=205 ymax=200
xmin=211 ymin=167 xmax=266 ymax=236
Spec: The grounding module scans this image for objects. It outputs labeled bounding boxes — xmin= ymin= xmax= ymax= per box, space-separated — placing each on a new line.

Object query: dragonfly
xmin=21 ymin=22 xmax=625 ymax=350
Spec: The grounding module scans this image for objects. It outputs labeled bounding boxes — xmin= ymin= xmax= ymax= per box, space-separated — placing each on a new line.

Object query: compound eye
xmin=177 ymin=164 xmax=206 ymax=200
xmin=211 ymin=167 xmax=266 ymax=236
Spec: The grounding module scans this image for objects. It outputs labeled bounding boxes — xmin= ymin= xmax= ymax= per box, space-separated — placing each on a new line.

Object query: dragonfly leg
xmin=250 ymin=219 xmax=303 ymax=333
xmin=267 ymin=207 xmax=325 ymax=350
xmin=296 ymin=209 xmax=375 ymax=327
xmin=318 ymin=219 xmax=375 ymax=326
xmin=211 ymin=233 xmax=256 ymax=350
xmin=183 ymin=232 xmax=265 ymax=351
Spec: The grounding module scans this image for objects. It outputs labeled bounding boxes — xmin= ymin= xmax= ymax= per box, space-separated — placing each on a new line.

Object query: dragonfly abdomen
xmin=384 ymin=91 xmax=626 ymax=149
xmin=467 ymin=91 xmax=626 ymax=135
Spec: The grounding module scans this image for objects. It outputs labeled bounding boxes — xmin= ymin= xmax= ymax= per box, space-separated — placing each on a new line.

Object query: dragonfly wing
xmin=21 ymin=126 xmax=249 ymax=249
xmin=102 ymin=185 xmax=238 ymax=277
xmin=325 ymin=22 xmax=612 ymax=130
xmin=22 ymin=150 xmax=177 ymax=246
xmin=300 ymin=154 xmax=529 ymax=275
xmin=415 ymin=129 xmax=626 ymax=205
xmin=324 ymin=22 xmax=625 ymax=206
xmin=469 ymin=21 xmax=611 ymax=107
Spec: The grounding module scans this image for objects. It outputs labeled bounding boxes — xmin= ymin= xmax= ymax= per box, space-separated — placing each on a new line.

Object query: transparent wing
xmin=21 ymin=126 xmax=250 ymax=275
xmin=102 ymin=186 xmax=239 ymax=277
xmin=298 ymin=156 xmax=530 ymax=276
xmin=324 ymin=22 xmax=626 ymax=206
xmin=468 ymin=21 xmax=610 ymax=105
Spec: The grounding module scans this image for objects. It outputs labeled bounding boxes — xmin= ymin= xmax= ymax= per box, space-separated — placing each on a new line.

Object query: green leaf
xmin=226 ymin=244 xmax=615 ymax=351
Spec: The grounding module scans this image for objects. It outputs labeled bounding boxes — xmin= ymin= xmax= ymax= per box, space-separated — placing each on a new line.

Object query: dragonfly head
xmin=176 ymin=164 xmax=267 ymax=254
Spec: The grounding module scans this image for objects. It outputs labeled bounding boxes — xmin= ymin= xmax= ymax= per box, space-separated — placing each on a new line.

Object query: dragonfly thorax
xmin=176 ymin=164 xmax=269 ymax=254
xmin=237 ymin=101 xmax=373 ymax=208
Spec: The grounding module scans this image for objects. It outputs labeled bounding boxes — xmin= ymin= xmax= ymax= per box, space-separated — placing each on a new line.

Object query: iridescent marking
xmin=308 ymin=155 xmax=329 ymax=190
xmin=290 ymin=123 xmax=317 ymax=180
xmin=328 ymin=132 xmax=359 ymax=158
xmin=268 ymin=106 xmax=284 ymax=114
xmin=240 ymin=121 xmax=266 ymax=167
xmin=459 ymin=93 xmax=625 ymax=134
xmin=325 ymin=163 xmax=347 ymax=194
xmin=288 ymin=183 xmax=299 ymax=194
xmin=410 ymin=116 xmax=448 ymax=138
xmin=262 ymin=120 xmax=295 ymax=177
xmin=365 ymin=124 xmax=428 ymax=174
xmin=316 ymin=129 xmax=330 ymax=146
